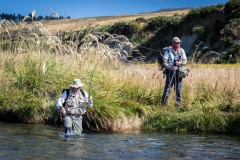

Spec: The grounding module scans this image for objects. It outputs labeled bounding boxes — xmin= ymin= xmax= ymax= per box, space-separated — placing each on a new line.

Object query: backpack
xmin=61 ymin=88 xmax=85 ymax=107
xmin=157 ymin=46 xmax=171 ymax=71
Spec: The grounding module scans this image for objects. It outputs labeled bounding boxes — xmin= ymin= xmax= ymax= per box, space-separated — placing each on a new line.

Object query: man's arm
xmin=56 ymin=90 xmax=67 ymax=109
xmin=181 ymin=48 xmax=187 ymax=65
xmin=162 ymin=50 xmax=172 ymax=71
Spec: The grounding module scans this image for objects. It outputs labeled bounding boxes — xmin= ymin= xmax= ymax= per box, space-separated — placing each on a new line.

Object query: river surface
xmin=0 ymin=122 xmax=240 ymax=160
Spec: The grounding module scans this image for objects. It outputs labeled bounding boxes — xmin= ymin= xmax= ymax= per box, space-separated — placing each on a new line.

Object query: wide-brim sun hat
xmin=172 ymin=37 xmax=182 ymax=43
xmin=70 ymin=78 xmax=84 ymax=88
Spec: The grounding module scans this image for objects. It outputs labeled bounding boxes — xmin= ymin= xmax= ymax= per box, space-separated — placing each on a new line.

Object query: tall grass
xmin=143 ymin=64 xmax=240 ymax=133
xmin=0 ymin=19 xmax=144 ymax=128
xmin=0 ymin=19 xmax=240 ymax=133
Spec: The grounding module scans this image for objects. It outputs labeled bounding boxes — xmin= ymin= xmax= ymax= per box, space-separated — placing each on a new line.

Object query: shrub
xmin=98 ymin=25 xmax=112 ymax=32
xmin=220 ymin=19 xmax=240 ymax=46
xmin=130 ymin=22 xmax=141 ymax=34
xmin=135 ymin=17 xmax=147 ymax=23
xmin=192 ymin=25 xmax=204 ymax=34
xmin=224 ymin=0 xmax=240 ymax=21
xmin=146 ymin=16 xmax=168 ymax=31
xmin=185 ymin=6 xmax=222 ymax=20
xmin=219 ymin=42 xmax=239 ymax=64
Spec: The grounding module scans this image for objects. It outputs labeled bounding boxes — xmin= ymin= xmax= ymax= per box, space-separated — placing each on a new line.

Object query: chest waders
xmin=64 ymin=89 xmax=86 ymax=135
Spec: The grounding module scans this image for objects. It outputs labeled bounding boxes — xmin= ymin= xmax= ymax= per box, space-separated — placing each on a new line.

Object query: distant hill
xmin=140 ymin=7 xmax=193 ymax=14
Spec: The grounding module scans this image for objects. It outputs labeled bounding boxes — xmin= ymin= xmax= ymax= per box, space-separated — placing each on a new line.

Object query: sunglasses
xmin=174 ymin=42 xmax=180 ymax=44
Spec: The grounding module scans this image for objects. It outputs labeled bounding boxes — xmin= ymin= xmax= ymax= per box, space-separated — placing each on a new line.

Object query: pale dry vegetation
xmin=24 ymin=9 xmax=190 ymax=32
xmin=109 ymin=63 xmax=240 ymax=107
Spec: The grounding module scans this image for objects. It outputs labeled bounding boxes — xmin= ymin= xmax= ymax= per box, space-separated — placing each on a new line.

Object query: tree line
xmin=0 ymin=13 xmax=71 ymax=22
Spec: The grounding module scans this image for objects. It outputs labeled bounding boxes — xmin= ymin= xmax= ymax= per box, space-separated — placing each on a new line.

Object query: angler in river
xmin=56 ymin=78 xmax=93 ymax=136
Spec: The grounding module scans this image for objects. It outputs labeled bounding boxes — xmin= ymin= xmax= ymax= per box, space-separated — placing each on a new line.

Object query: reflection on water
xmin=0 ymin=122 xmax=240 ymax=160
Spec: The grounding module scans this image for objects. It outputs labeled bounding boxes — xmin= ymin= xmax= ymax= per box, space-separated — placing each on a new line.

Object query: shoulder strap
xmin=171 ymin=48 xmax=183 ymax=57
xmin=163 ymin=46 xmax=171 ymax=53
xmin=65 ymin=89 xmax=69 ymax=101
xmin=178 ymin=48 xmax=183 ymax=60
xmin=62 ymin=89 xmax=69 ymax=107
xmin=80 ymin=89 xmax=85 ymax=98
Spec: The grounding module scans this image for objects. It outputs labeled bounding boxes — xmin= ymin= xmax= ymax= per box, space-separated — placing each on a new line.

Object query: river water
xmin=0 ymin=122 xmax=240 ymax=160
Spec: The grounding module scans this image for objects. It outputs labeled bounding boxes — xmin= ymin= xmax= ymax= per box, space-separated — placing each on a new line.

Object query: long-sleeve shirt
xmin=163 ymin=46 xmax=187 ymax=71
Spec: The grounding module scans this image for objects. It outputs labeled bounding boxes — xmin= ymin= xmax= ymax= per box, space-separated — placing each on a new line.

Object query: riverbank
xmin=0 ymin=51 xmax=239 ymax=134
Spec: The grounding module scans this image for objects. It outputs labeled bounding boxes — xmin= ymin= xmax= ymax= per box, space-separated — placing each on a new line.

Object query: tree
xmin=17 ymin=14 xmax=22 ymax=22
xmin=37 ymin=16 xmax=43 ymax=21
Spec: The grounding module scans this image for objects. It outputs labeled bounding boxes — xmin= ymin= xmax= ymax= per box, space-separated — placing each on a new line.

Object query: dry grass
xmin=24 ymin=9 xmax=190 ymax=32
xmin=84 ymin=63 xmax=240 ymax=131
xmin=110 ymin=63 xmax=240 ymax=105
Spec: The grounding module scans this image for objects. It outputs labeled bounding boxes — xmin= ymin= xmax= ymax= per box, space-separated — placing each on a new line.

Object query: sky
xmin=0 ymin=0 xmax=229 ymax=19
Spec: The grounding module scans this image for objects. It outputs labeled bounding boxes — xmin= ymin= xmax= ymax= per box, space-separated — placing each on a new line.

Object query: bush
xmin=98 ymin=25 xmax=112 ymax=32
xmin=192 ymin=25 xmax=204 ymax=34
xmin=146 ymin=16 xmax=168 ymax=31
xmin=185 ymin=6 xmax=222 ymax=20
xmin=135 ymin=17 xmax=147 ymax=23
xmin=130 ymin=22 xmax=141 ymax=34
xmin=224 ymin=0 xmax=240 ymax=21
xmin=220 ymin=18 xmax=240 ymax=46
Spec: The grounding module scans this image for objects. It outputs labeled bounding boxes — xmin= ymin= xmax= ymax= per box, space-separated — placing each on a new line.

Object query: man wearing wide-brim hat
xmin=56 ymin=78 xmax=93 ymax=135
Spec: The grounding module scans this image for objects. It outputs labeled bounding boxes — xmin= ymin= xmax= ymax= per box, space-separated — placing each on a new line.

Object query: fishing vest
xmin=64 ymin=88 xmax=86 ymax=115
xmin=166 ymin=47 xmax=183 ymax=66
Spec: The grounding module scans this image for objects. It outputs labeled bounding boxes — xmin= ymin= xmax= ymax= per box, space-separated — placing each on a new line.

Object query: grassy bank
xmin=1 ymin=49 xmax=239 ymax=133
xmin=0 ymin=20 xmax=240 ymax=134
xmin=143 ymin=64 xmax=240 ymax=133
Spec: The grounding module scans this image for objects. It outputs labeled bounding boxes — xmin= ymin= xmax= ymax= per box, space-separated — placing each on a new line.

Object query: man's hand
xmin=88 ymin=96 xmax=92 ymax=101
xmin=175 ymin=61 xmax=182 ymax=66
xmin=172 ymin=66 xmax=178 ymax=71
xmin=172 ymin=61 xmax=182 ymax=71
xmin=61 ymin=107 xmax=66 ymax=116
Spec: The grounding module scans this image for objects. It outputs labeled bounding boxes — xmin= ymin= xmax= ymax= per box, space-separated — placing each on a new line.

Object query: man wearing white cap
xmin=56 ymin=78 xmax=93 ymax=135
xmin=161 ymin=37 xmax=187 ymax=107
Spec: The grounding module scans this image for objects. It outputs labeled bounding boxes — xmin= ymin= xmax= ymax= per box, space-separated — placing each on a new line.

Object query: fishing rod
xmin=135 ymin=46 xmax=165 ymax=58
xmin=136 ymin=45 xmax=166 ymax=72
xmin=137 ymin=46 xmax=161 ymax=52
xmin=88 ymin=55 xmax=103 ymax=98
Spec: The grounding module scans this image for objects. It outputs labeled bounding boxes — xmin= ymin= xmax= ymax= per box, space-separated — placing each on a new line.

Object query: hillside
xmin=3 ymin=0 xmax=240 ymax=64
xmin=87 ymin=1 xmax=240 ymax=63
xmin=29 ymin=9 xmax=190 ymax=32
